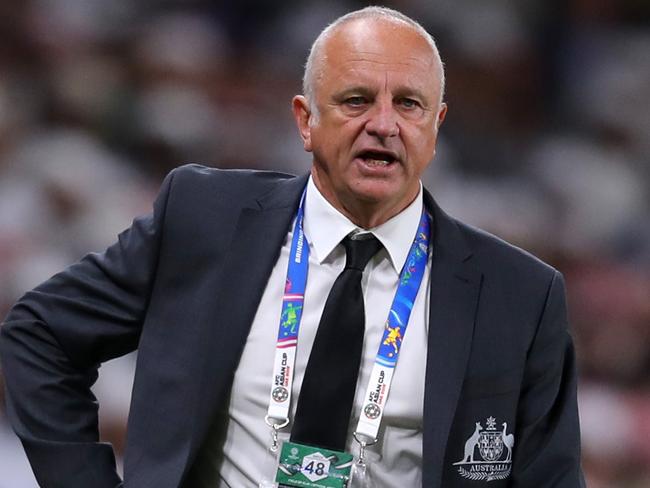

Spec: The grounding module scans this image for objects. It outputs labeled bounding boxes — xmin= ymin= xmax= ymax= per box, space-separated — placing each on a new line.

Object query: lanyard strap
xmin=266 ymin=193 xmax=431 ymax=443
xmin=354 ymin=212 xmax=431 ymax=442
xmin=267 ymin=191 xmax=309 ymax=422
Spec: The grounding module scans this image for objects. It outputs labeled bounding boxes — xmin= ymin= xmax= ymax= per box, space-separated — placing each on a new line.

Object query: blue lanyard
xmin=277 ymin=192 xmax=310 ymax=346
xmin=355 ymin=209 xmax=431 ymax=443
xmin=266 ymin=189 xmax=431 ymax=430
xmin=375 ymin=211 xmax=431 ymax=367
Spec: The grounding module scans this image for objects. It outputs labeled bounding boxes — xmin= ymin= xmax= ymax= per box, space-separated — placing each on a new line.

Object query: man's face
xmin=293 ymin=18 xmax=447 ymax=227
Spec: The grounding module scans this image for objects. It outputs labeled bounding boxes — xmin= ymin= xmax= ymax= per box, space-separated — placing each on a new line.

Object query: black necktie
xmin=291 ymin=233 xmax=382 ymax=451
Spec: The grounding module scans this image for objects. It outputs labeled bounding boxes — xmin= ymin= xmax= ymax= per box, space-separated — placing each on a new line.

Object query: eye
xmin=344 ymin=96 xmax=368 ymax=107
xmin=397 ymin=97 xmax=420 ymax=109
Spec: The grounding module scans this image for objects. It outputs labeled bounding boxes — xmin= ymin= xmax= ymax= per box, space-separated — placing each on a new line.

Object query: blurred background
xmin=0 ymin=0 xmax=648 ymax=486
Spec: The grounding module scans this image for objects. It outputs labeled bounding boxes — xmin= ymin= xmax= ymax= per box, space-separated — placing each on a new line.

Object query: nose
xmin=364 ymin=99 xmax=399 ymax=139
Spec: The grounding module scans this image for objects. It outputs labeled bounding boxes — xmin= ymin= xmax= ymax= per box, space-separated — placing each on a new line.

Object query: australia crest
xmin=453 ymin=416 xmax=514 ymax=482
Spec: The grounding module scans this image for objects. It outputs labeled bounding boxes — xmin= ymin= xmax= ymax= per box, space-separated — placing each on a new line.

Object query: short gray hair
xmin=302 ymin=6 xmax=445 ymax=115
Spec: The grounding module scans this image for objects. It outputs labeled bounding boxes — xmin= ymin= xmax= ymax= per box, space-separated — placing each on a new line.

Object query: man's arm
xmin=0 ymin=169 xmax=176 ymax=488
xmin=512 ymin=271 xmax=585 ymax=487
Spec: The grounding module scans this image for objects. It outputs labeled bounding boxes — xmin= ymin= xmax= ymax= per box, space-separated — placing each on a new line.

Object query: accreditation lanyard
xmin=266 ymin=191 xmax=310 ymax=426
xmin=265 ymin=191 xmax=432 ymax=449
xmin=353 ymin=210 xmax=430 ymax=443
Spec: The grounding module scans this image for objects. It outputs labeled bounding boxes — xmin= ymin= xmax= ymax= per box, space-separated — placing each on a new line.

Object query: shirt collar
xmin=302 ymin=176 xmax=424 ymax=273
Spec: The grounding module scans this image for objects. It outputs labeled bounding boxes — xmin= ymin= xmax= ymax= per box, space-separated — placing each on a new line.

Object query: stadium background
xmin=0 ymin=1 xmax=648 ymax=486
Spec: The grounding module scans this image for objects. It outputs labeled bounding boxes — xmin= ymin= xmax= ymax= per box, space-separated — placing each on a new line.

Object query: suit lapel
xmin=422 ymin=192 xmax=482 ymax=488
xmin=183 ymin=173 xmax=309 ymax=478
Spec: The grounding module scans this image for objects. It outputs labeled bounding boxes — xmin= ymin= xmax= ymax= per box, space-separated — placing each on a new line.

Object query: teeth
xmin=365 ymin=158 xmax=390 ymax=166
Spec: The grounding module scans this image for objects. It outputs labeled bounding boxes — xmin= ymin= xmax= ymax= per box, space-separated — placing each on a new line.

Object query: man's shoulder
xmin=169 ymin=163 xmax=298 ymax=191
xmin=160 ymin=163 xmax=301 ymax=210
xmin=426 ymin=190 xmax=557 ymax=283
xmin=445 ymin=212 xmax=558 ymax=287
xmin=464 ymin=221 xmax=553 ymax=269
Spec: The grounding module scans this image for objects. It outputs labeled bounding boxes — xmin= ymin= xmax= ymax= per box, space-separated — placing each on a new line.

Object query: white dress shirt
xmin=189 ymin=176 xmax=431 ymax=487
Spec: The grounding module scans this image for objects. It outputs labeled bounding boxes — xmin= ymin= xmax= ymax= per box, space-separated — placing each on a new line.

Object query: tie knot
xmin=342 ymin=234 xmax=382 ymax=271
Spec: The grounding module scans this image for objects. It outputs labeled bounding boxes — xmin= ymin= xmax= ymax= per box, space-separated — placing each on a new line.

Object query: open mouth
xmin=357 ymin=150 xmax=398 ymax=166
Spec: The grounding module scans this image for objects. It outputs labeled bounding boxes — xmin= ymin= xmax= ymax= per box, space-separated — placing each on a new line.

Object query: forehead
xmin=319 ymin=19 xmax=438 ymax=91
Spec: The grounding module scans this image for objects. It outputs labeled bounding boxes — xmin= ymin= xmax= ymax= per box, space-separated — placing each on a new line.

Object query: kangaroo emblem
xmin=453 ymin=417 xmax=514 ymax=482
xmin=455 ymin=422 xmax=482 ymax=464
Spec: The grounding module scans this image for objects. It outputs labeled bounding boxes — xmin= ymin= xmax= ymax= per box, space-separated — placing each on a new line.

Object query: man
xmin=0 ymin=6 xmax=584 ymax=488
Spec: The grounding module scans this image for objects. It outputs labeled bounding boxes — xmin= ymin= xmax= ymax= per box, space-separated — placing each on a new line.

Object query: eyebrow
xmin=332 ymin=86 xmax=375 ymax=100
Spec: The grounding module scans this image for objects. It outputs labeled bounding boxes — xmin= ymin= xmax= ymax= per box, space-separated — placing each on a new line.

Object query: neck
xmin=310 ymin=167 xmax=418 ymax=229
xmin=339 ymin=203 xmax=399 ymax=229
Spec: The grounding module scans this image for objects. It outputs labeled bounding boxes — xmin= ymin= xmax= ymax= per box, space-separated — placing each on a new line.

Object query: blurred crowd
xmin=0 ymin=1 xmax=648 ymax=487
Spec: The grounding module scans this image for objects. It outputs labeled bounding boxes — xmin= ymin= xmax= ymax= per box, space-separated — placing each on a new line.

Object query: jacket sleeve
xmin=511 ymin=271 xmax=585 ymax=487
xmin=0 ymin=169 xmax=176 ymax=488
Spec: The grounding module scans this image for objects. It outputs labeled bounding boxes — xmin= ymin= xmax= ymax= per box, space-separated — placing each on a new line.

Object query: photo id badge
xmin=275 ymin=441 xmax=353 ymax=488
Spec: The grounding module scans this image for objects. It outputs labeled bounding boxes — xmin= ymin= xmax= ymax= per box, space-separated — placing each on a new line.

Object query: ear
xmin=436 ymin=103 xmax=447 ymax=129
xmin=436 ymin=102 xmax=448 ymax=129
xmin=292 ymin=95 xmax=313 ymax=152
xmin=431 ymin=103 xmax=448 ymax=160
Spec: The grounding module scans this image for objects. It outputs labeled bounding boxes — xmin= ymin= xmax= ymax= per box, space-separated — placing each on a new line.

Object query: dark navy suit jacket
xmin=0 ymin=164 xmax=584 ymax=487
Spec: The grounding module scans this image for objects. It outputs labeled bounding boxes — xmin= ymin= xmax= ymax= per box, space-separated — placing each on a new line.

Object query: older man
xmin=0 ymin=6 xmax=583 ymax=488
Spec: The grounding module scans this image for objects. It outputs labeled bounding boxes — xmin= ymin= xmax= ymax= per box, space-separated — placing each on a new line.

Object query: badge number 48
xmin=301 ymin=452 xmax=330 ymax=482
